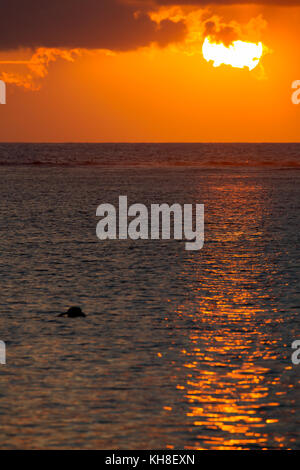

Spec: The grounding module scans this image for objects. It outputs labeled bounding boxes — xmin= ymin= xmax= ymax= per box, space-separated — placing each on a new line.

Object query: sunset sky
xmin=0 ymin=0 xmax=299 ymax=142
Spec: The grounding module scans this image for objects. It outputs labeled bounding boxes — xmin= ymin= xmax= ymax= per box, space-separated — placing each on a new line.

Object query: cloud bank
xmin=0 ymin=0 xmax=297 ymax=53
xmin=0 ymin=0 xmax=279 ymax=89
xmin=0 ymin=0 xmax=186 ymax=52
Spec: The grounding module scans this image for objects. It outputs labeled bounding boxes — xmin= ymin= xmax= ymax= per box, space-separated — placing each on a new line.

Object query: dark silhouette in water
xmin=58 ymin=306 xmax=86 ymax=318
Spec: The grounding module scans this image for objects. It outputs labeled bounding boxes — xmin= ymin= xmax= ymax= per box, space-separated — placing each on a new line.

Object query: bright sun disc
xmin=202 ymin=37 xmax=263 ymax=71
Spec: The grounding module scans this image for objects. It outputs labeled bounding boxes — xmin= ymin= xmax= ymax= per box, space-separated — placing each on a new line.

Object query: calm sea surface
xmin=0 ymin=143 xmax=299 ymax=449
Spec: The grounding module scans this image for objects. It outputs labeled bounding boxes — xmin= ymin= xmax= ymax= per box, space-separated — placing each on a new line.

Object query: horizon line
xmin=0 ymin=141 xmax=300 ymax=145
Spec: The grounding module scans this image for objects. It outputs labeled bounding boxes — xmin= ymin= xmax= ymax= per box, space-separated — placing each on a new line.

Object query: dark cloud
xmin=0 ymin=0 xmax=186 ymax=52
xmin=203 ymin=21 xmax=239 ymax=46
xmin=1 ymin=0 xmax=298 ymax=53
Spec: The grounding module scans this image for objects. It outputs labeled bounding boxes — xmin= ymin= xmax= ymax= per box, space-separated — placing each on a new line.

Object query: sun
xmin=202 ymin=37 xmax=264 ymax=71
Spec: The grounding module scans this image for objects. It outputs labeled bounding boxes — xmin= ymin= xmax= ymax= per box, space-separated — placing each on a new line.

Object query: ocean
xmin=0 ymin=143 xmax=299 ymax=449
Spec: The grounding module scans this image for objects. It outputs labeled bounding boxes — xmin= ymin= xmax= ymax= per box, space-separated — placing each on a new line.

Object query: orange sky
xmin=0 ymin=2 xmax=299 ymax=142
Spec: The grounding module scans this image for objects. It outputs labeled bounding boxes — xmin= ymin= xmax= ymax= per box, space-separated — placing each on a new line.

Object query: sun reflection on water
xmin=163 ymin=178 xmax=295 ymax=450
